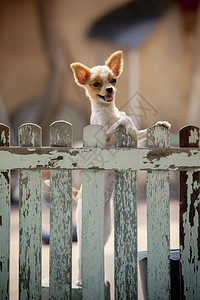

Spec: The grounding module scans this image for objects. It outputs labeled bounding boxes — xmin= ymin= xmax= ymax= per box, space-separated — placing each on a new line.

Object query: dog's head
xmin=70 ymin=51 xmax=123 ymax=104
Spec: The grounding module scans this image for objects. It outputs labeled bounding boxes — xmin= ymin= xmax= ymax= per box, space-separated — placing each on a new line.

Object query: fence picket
xmin=0 ymin=124 xmax=10 ymax=300
xmin=82 ymin=125 xmax=105 ymax=300
xmin=49 ymin=121 xmax=72 ymax=300
xmin=147 ymin=125 xmax=170 ymax=300
xmin=180 ymin=125 xmax=200 ymax=299
xmin=114 ymin=125 xmax=138 ymax=300
xmin=19 ymin=123 xmax=42 ymax=300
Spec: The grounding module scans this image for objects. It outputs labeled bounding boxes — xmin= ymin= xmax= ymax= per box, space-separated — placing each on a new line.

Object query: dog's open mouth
xmin=98 ymin=94 xmax=113 ymax=102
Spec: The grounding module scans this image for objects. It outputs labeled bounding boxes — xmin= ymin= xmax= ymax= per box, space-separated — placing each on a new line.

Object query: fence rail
xmin=0 ymin=147 xmax=200 ymax=171
xmin=0 ymin=121 xmax=200 ymax=300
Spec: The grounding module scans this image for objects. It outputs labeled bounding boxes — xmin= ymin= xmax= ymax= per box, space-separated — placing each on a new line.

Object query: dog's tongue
xmin=105 ymin=95 xmax=113 ymax=101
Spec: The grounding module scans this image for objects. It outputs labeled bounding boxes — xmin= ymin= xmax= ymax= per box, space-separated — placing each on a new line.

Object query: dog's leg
xmin=155 ymin=121 xmax=171 ymax=128
xmin=104 ymin=200 xmax=112 ymax=244
xmin=104 ymin=170 xmax=114 ymax=244
xmin=106 ymin=118 xmax=138 ymax=141
xmin=76 ymin=196 xmax=82 ymax=286
xmin=138 ymin=129 xmax=147 ymax=142
xmin=75 ymin=172 xmax=113 ymax=286
xmin=106 ymin=119 xmax=124 ymax=136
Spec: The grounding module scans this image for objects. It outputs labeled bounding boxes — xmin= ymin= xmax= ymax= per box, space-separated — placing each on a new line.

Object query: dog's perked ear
xmin=105 ymin=51 xmax=123 ymax=78
xmin=70 ymin=63 xmax=90 ymax=86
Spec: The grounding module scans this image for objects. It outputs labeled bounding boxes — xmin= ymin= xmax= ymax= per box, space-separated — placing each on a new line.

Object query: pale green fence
xmin=0 ymin=121 xmax=200 ymax=299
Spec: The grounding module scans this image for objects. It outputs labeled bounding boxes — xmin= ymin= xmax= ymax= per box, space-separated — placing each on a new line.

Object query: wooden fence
xmin=0 ymin=121 xmax=200 ymax=300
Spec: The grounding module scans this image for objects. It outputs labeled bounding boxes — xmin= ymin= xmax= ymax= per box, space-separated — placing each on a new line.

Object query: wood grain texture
xmin=114 ymin=125 xmax=138 ymax=300
xmin=0 ymin=124 xmax=10 ymax=300
xmin=147 ymin=125 xmax=170 ymax=300
xmin=49 ymin=121 xmax=72 ymax=300
xmin=19 ymin=123 xmax=42 ymax=300
xmin=82 ymin=125 xmax=105 ymax=300
xmin=180 ymin=125 xmax=200 ymax=300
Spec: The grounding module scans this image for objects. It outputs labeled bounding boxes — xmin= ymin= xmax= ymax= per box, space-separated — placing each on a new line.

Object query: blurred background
xmin=1 ymin=0 xmax=200 ymax=147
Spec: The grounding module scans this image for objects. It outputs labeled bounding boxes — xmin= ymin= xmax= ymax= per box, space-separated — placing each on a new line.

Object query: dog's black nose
xmin=106 ymin=87 xmax=113 ymax=94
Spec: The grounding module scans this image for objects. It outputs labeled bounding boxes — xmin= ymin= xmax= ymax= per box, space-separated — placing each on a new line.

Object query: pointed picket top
xmin=50 ymin=120 xmax=72 ymax=147
xmin=19 ymin=123 xmax=42 ymax=147
xmin=179 ymin=125 xmax=200 ymax=147
xmin=83 ymin=125 xmax=105 ymax=148
xmin=115 ymin=125 xmax=137 ymax=148
xmin=147 ymin=124 xmax=170 ymax=148
xmin=0 ymin=124 xmax=10 ymax=146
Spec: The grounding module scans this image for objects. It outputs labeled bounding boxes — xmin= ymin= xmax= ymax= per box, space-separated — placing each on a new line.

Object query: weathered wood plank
xmin=82 ymin=125 xmax=105 ymax=300
xmin=0 ymin=146 xmax=200 ymax=171
xmin=0 ymin=124 xmax=10 ymax=300
xmin=19 ymin=123 xmax=42 ymax=300
xmin=49 ymin=121 xmax=72 ymax=300
xmin=147 ymin=125 xmax=170 ymax=300
xmin=114 ymin=125 xmax=138 ymax=300
xmin=180 ymin=125 xmax=200 ymax=299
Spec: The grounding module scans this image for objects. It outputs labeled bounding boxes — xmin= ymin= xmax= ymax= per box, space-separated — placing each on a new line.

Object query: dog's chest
xmin=91 ymin=105 xmax=122 ymax=129
xmin=92 ymin=111 xmax=118 ymax=130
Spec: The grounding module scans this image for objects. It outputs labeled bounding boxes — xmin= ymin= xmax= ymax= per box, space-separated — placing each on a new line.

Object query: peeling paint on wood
xmin=147 ymin=124 xmax=170 ymax=148
xmin=180 ymin=125 xmax=200 ymax=299
xmin=147 ymin=125 xmax=170 ymax=300
xmin=82 ymin=126 xmax=105 ymax=300
xmin=114 ymin=125 xmax=137 ymax=300
xmin=0 ymin=147 xmax=200 ymax=171
xmin=189 ymin=128 xmax=199 ymax=145
xmin=19 ymin=123 xmax=42 ymax=148
xmin=49 ymin=121 xmax=72 ymax=300
xmin=0 ymin=124 xmax=10 ymax=300
xmin=19 ymin=124 xmax=42 ymax=300
xmin=50 ymin=120 xmax=72 ymax=147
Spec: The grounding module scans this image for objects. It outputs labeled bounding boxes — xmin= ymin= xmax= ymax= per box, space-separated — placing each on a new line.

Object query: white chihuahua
xmin=71 ymin=51 xmax=171 ymax=285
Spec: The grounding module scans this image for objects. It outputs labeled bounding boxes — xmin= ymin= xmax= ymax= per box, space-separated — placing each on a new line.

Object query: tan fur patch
xmin=108 ymin=73 xmax=116 ymax=86
xmin=88 ymin=75 xmax=103 ymax=91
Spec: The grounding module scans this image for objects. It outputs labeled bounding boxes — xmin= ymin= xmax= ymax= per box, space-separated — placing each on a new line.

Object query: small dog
xmin=71 ymin=51 xmax=171 ymax=285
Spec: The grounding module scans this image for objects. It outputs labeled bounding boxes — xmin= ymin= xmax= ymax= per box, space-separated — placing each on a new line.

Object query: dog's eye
xmin=111 ymin=78 xmax=116 ymax=84
xmin=93 ymin=82 xmax=100 ymax=87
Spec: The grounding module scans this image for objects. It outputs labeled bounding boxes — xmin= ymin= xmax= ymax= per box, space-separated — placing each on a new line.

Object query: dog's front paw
xmin=106 ymin=127 xmax=114 ymax=137
xmin=127 ymin=129 xmax=138 ymax=140
xmin=106 ymin=119 xmax=126 ymax=137
xmin=156 ymin=121 xmax=171 ymax=129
